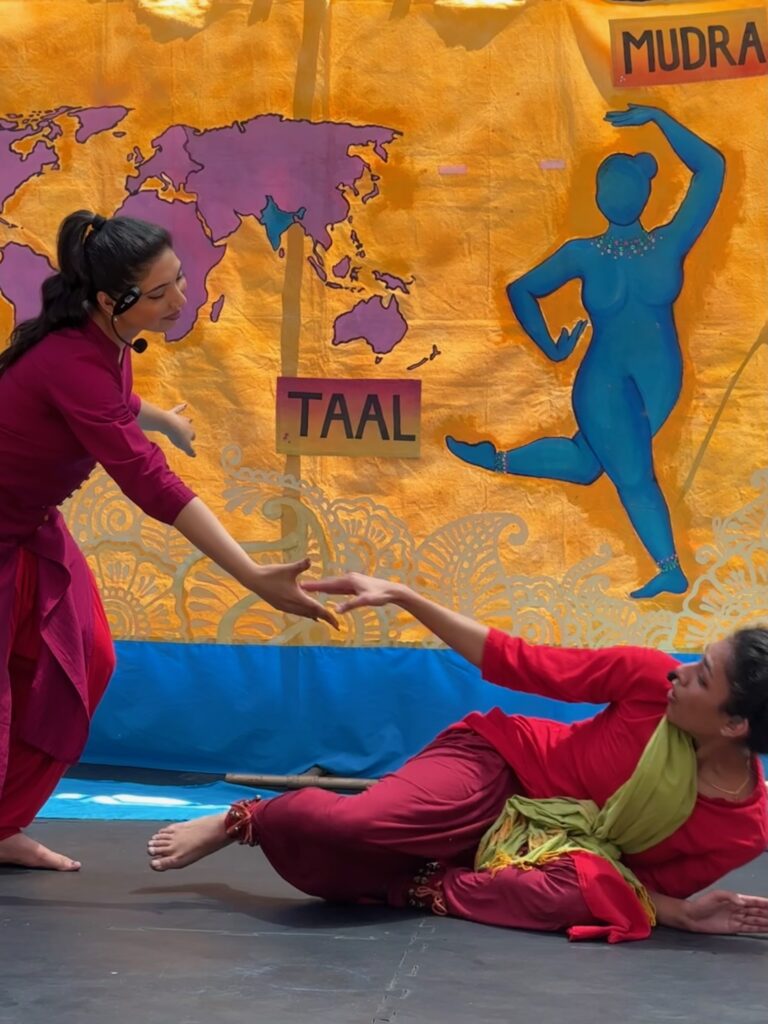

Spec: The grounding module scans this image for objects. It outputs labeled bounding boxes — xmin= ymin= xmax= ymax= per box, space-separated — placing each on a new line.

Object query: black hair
xmin=0 ymin=210 xmax=171 ymax=375
xmin=725 ymin=627 xmax=768 ymax=754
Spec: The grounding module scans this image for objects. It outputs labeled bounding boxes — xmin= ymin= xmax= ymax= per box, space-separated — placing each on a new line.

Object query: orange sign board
xmin=611 ymin=8 xmax=768 ymax=87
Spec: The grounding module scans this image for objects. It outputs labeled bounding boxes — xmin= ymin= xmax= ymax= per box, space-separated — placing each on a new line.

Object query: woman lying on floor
xmin=147 ymin=572 xmax=768 ymax=942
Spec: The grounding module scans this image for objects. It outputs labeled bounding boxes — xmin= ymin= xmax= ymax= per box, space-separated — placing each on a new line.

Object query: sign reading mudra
xmin=611 ymin=7 xmax=768 ymax=87
xmin=276 ymin=378 xmax=421 ymax=458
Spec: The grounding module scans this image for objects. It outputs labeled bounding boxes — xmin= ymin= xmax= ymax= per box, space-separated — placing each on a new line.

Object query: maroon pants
xmin=245 ymin=728 xmax=596 ymax=932
xmin=0 ymin=549 xmax=115 ymax=840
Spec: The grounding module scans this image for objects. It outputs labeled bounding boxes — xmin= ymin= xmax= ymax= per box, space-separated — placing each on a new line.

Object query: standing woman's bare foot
xmin=147 ymin=813 xmax=234 ymax=871
xmin=0 ymin=832 xmax=81 ymax=871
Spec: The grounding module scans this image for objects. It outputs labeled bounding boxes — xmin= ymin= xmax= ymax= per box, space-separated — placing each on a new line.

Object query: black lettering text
xmin=320 ymin=393 xmax=353 ymax=439
xmin=354 ymin=394 xmax=389 ymax=440
xmin=287 ymin=390 xmax=323 ymax=437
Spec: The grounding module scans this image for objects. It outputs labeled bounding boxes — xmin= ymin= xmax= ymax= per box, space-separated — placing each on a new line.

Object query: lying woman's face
xmin=665 ymin=639 xmax=740 ymax=741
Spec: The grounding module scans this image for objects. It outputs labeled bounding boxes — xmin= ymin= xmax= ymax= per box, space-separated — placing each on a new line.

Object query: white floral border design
xmin=63 ymin=449 xmax=768 ymax=651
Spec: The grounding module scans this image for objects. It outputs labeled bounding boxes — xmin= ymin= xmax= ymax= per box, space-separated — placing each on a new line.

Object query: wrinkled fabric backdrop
xmin=0 ymin=0 xmax=765 ymax=773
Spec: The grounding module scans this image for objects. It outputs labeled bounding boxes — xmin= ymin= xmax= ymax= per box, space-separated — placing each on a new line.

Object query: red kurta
xmin=464 ymin=629 xmax=768 ymax=939
xmin=0 ymin=318 xmax=195 ymax=789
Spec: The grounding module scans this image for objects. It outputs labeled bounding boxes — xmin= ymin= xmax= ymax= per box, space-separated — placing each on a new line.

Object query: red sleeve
xmin=481 ymin=628 xmax=675 ymax=709
xmin=128 ymin=392 xmax=142 ymax=417
xmin=632 ymin=782 xmax=768 ymax=898
xmin=45 ymin=346 xmax=195 ymax=525
xmin=635 ymin=834 xmax=767 ymax=899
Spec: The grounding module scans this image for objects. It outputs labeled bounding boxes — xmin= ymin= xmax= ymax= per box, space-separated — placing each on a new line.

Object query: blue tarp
xmin=42 ymin=778 xmax=267 ymax=821
xmin=42 ymin=643 xmax=766 ymax=823
xmin=83 ymin=641 xmax=700 ymax=777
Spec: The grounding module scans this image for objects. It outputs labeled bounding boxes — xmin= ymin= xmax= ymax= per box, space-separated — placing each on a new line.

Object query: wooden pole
xmin=225 ymin=771 xmax=377 ymax=793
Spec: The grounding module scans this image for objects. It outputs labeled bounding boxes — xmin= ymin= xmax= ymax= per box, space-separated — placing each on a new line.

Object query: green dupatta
xmin=475 ymin=718 xmax=697 ymax=923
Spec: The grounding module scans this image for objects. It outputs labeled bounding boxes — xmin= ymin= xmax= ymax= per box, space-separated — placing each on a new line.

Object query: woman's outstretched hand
xmin=304 ymin=572 xmax=488 ymax=667
xmin=605 ymin=104 xmax=660 ymax=128
xmin=302 ymin=572 xmax=405 ymax=614
xmin=163 ymin=402 xmax=197 ymax=457
xmin=252 ymin=559 xmax=339 ymax=628
xmin=684 ymin=890 xmax=768 ymax=935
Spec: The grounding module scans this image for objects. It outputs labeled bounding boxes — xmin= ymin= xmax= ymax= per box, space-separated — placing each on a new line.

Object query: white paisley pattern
xmin=63 ymin=451 xmax=768 ymax=651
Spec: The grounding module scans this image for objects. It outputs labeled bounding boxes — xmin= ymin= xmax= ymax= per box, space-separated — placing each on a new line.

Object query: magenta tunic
xmin=0 ymin=318 xmax=195 ymax=789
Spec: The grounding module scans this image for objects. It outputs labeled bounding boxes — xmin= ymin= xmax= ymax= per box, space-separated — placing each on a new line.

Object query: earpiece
xmin=113 ymin=286 xmax=142 ymax=318
xmin=111 ymin=285 xmax=148 ymax=353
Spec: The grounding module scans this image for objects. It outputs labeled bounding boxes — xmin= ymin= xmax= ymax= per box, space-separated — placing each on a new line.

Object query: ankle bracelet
xmin=656 ymin=554 xmax=680 ymax=573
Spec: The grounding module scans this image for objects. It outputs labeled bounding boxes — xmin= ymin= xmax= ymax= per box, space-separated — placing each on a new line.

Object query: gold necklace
xmin=700 ymin=764 xmax=752 ymax=797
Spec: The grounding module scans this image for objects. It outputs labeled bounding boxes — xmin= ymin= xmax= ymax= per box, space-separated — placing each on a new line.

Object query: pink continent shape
xmin=333 ymin=256 xmax=351 ymax=278
xmin=114 ymin=192 xmax=225 ymax=341
xmin=126 ymin=115 xmax=400 ymax=248
xmin=73 ymin=106 xmax=130 ymax=143
xmin=0 ymin=132 xmax=58 ymax=208
xmin=332 ymin=295 xmax=408 ymax=355
xmin=0 ymin=242 xmax=54 ymax=323
xmin=0 ymin=105 xmax=130 ymax=210
xmin=127 ymin=125 xmax=202 ymax=192
xmin=373 ymin=270 xmax=411 ymax=294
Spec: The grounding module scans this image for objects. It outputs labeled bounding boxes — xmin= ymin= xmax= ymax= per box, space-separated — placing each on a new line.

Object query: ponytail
xmin=0 ymin=209 xmax=171 ymax=376
xmin=0 ymin=210 xmax=99 ymax=375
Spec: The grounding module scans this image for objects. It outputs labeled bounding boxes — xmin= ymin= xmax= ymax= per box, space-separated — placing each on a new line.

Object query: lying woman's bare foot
xmin=0 ymin=832 xmax=81 ymax=871
xmin=147 ymin=813 xmax=234 ymax=871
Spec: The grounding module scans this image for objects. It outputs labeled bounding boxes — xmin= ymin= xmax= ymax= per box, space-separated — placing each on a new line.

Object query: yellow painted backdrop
xmin=0 ymin=0 xmax=765 ymax=651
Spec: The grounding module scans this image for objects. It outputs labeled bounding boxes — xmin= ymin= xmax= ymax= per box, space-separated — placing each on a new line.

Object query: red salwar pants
xmin=230 ymin=728 xmax=598 ymax=933
xmin=0 ymin=548 xmax=115 ymax=840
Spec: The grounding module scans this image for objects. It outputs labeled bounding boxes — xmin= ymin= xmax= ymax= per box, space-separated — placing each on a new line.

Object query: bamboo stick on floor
xmin=225 ymin=770 xmax=377 ymax=793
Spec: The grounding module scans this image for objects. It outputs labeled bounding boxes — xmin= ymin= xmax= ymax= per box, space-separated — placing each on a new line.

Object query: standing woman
xmin=0 ymin=210 xmax=335 ymax=871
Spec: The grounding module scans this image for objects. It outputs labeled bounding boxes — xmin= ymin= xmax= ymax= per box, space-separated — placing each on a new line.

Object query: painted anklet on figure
xmin=656 ymin=554 xmax=680 ymax=572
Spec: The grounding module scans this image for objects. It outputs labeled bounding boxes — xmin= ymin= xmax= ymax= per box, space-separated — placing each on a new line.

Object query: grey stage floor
xmin=1 ymin=821 xmax=767 ymax=1024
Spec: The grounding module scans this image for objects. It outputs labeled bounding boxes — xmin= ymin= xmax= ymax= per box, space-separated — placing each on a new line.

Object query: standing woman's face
xmin=99 ymin=247 xmax=188 ymax=339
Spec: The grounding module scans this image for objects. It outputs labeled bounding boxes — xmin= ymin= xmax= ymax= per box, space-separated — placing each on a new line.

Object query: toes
xmin=50 ymin=853 xmax=81 ymax=871
xmin=150 ymin=856 xmax=177 ymax=872
xmin=147 ymin=834 xmax=175 ymax=851
xmin=147 ymin=837 xmax=174 ymax=852
xmin=0 ymin=835 xmax=81 ymax=871
xmin=150 ymin=828 xmax=176 ymax=841
xmin=146 ymin=847 xmax=171 ymax=860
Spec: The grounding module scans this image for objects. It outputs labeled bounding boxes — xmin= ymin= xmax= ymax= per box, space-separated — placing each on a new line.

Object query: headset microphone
xmin=111 ymin=286 xmax=148 ymax=354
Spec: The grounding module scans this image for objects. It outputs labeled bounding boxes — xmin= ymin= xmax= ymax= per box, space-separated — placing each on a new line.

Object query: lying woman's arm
xmin=302 ymin=573 xmax=672 ymax=708
xmin=650 ymin=889 xmax=768 ymax=934
xmin=303 ymin=573 xmax=488 ymax=667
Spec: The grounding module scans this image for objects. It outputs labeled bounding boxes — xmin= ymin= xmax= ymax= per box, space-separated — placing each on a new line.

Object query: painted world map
xmin=0 ymin=105 xmax=411 ymax=355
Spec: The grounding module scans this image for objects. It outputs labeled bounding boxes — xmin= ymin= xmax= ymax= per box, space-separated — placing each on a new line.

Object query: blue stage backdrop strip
xmin=83 ymin=641 xmax=700 ymax=778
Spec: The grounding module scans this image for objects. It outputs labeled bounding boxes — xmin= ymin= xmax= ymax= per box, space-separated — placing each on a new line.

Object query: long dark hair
xmin=0 ymin=210 xmax=172 ymax=375
xmin=725 ymin=627 xmax=768 ymax=754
